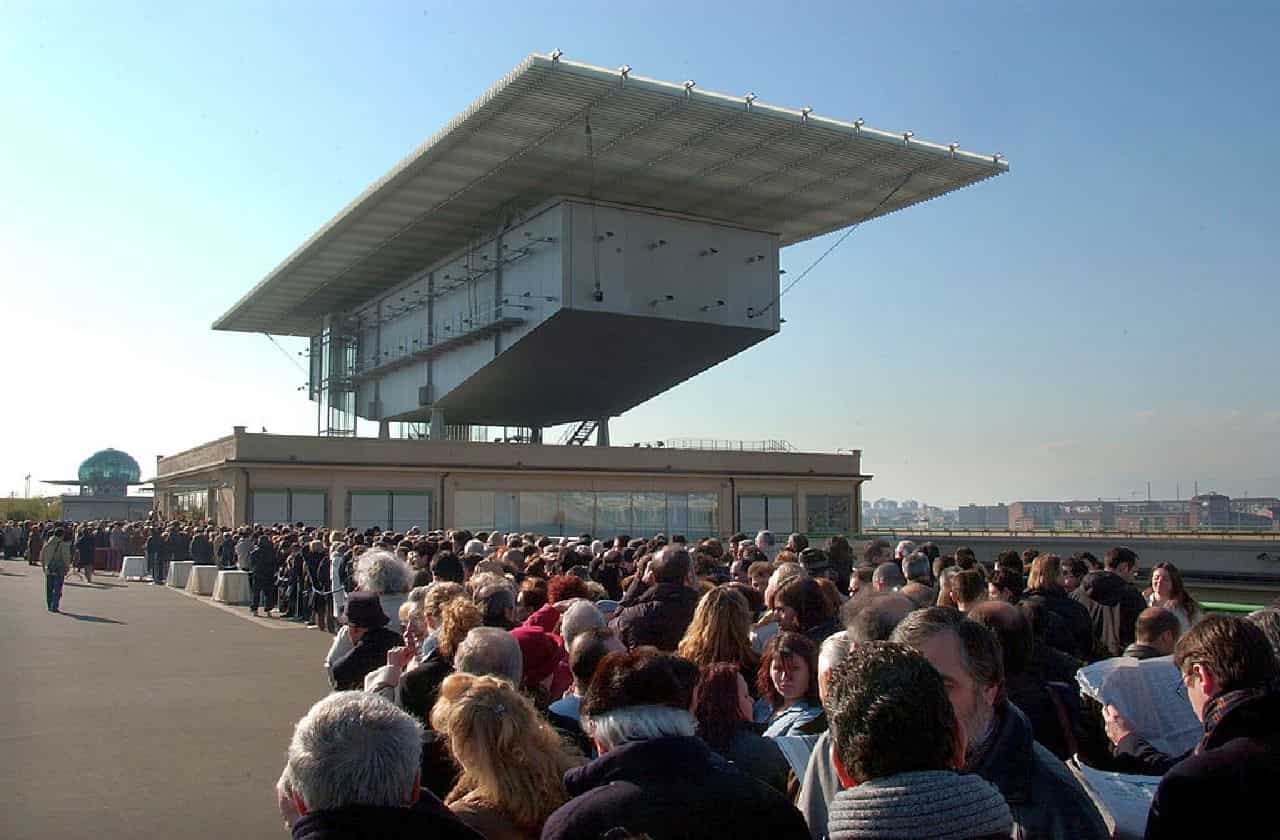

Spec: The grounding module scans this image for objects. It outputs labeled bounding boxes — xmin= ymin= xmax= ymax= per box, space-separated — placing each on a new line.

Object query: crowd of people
xmin=8 ymin=516 xmax=1280 ymax=838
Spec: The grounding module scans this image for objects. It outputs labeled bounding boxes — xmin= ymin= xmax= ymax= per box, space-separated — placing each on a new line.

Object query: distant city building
xmin=958 ymin=504 xmax=1009 ymax=529
xmin=1008 ymin=501 xmax=1061 ymax=531
xmin=1190 ymin=493 xmax=1231 ymax=528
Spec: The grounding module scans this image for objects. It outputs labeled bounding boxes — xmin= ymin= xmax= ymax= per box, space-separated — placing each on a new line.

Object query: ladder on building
xmin=562 ymin=420 xmax=598 ymax=446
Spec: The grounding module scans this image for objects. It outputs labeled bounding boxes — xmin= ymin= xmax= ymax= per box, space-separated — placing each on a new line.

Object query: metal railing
xmin=864 ymin=526 xmax=1280 ymax=541
xmin=660 ymin=438 xmax=796 ymax=452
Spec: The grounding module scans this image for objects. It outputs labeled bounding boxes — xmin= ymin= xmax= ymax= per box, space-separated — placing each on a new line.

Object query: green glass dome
xmin=78 ymin=448 xmax=141 ymax=486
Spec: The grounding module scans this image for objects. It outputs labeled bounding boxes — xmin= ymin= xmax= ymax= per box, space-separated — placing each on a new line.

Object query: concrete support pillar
xmin=530 ymin=427 xmax=543 ymax=444
xmin=430 ymin=410 xmax=446 ymax=441
xmin=232 ymin=469 xmax=249 ymax=527
xmin=378 ymin=420 xmax=391 ymax=440
xmin=596 ymin=417 xmax=610 ymax=447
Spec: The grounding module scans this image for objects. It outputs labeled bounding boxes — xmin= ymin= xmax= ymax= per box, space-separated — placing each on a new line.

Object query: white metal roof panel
xmin=215 ymin=53 xmax=1008 ymax=335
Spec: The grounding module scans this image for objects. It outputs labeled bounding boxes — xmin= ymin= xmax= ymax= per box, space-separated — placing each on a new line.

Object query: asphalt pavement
xmin=0 ymin=559 xmax=333 ymax=840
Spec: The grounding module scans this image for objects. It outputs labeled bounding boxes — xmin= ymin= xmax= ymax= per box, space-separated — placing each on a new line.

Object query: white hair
xmin=819 ymin=630 xmax=853 ymax=675
xmin=355 ymin=549 xmax=413 ymax=595
xmin=454 ymin=627 xmax=523 ymax=685
xmin=561 ymin=599 xmax=606 ymax=647
xmin=284 ymin=692 xmax=422 ymax=812
xmin=583 ymin=705 xmax=696 ymax=751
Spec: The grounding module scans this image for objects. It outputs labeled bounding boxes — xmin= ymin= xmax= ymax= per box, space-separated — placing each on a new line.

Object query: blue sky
xmin=2 ymin=2 xmax=1277 ymax=507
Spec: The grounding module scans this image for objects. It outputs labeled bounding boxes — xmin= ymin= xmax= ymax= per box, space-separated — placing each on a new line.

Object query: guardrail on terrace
xmin=864 ymin=527 xmax=1280 ymax=541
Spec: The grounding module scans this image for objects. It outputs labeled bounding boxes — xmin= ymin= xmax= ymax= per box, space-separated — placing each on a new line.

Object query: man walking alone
xmin=40 ymin=527 xmax=72 ymax=612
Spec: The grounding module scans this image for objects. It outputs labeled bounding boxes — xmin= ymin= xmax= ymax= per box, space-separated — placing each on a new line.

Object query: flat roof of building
xmin=215 ymin=52 xmax=1008 ymax=336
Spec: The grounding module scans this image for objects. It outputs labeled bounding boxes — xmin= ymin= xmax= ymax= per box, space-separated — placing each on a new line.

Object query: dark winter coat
xmin=1022 ymin=586 xmax=1094 ymax=661
xmin=713 ymin=723 xmax=791 ymax=794
xmin=1145 ymin=690 xmax=1280 ymax=839
xmin=75 ymin=533 xmax=96 ymax=567
xmin=190 ymin=533 xmax=214 ymax=564
xmin=540 ymin=735 xmax=809 ymax=840
xmin=165 ymin=531 xmax=190 ymax=562
xmin=291 ymin=798 xmax=482 ymax=840
xmin=1070 ymin=571 xmax=1147 ymax=658
xmin=250 ymin=543 xmax=279 ymax=578
xmin=218 ymin=538 xmax=237 ymax=568
xmin=969 ymin=701 xmax=1109 ymax=839
xmin=1122 ymin=642 xmax=1165 ymax=660
xmin=331 ymin=626 xmax=403 ymax=691
xmin=609 ymin=582 xmax=699 ymax=651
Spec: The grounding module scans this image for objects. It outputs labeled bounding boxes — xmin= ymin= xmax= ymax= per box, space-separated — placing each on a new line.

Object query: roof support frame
xmin=291 ymin=73 xmax=629 ymax=320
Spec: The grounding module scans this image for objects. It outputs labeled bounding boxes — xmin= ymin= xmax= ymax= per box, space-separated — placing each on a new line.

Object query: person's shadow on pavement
xmin=58 ymin=612 xmax=127 ymax=625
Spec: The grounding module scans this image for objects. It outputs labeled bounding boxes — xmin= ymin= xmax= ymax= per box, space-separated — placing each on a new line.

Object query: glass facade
xmin=291 ymin=491 xmax=327 ymax=528
xmin=251 ymin=489 xmax=327 ymax=527
xmin=349 ymin=492 xmax=389 ymax=531
xmin=738 ymin=495 xmax=794 ymax=534
xmin=452 ymin=490 xmax=721 ymax=538
xmin=347 ymin=491 xmax=432 ymax=532
xmin=805 ymin=494 xmax=852 ymax=535
xmin=392 ymin=493 xmax=431 ymax=533
xmin=174 ymin=490 xmax=209 ymax=520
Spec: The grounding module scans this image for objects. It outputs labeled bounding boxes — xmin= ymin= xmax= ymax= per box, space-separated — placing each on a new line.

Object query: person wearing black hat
xmin=541 ymin=649 xmax=809 ymax=840
xmin=331 ymin=593 xmax=404 ymax=691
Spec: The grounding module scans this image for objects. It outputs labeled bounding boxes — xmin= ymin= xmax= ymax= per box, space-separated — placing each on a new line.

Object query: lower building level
xmin=61 ymin=495 xmax=155 ymax=522
xmin=154 ymin=427 xmax=869 ymax=539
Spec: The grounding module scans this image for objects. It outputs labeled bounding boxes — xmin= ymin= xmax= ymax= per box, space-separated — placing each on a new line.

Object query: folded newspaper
xmin=1069 ymin=759 xmax=1161 ymax=840
xmin=1076 ymin=654 xmax=1202 ymax=757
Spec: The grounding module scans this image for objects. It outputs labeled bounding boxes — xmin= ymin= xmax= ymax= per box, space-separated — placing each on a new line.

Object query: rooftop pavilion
xmin=214 ymin=52 xmax=1007 ymax=438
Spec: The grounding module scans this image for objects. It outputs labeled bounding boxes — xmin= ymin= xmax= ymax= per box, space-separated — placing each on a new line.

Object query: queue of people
xmin=9 ymin=514 xmax=1280 ymax=838
xmin=260 ymin=528 xmax=1280 ymax=840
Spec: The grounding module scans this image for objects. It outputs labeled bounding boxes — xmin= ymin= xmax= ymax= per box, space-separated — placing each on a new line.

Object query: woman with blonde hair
xmin=432 ymin=673 xmax=582 ymax=840
xmin=677 ymin=586 xmax=761 ymax=694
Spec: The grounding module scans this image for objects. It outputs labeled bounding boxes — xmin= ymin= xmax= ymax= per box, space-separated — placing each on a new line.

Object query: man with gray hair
xmin=542 ymin=649 xmax=807 ymax=840
xmin=276 ymin=692 xmax=480 ymax=839
xmin=796 ymin=631 xmax=855 ymax=838
xmin=560 ymin=598 xmax=607 ymax=647
xmin=453 ymin=626 xmax=523 ymax=685
xmin=756 ymin=529 xmax=779 ymax=561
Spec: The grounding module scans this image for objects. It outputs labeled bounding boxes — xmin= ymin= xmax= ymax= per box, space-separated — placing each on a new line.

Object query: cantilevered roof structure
xmin=215 ymin=52 xmax=1007 ymax=336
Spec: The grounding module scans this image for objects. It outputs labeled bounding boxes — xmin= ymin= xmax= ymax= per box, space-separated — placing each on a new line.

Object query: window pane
xmin=561 ymin=492 xmax=595 ymax=537
xmin=495 ymin=493 xmax=519 ymax=533
xmin=688 ymin=493 xmax=719 ymax=538
xmin=806 ymin=495 xmax=830 ymax=532
xmin=291 ymin=491 xmax=327 ymax=528
xmin=828 ymin=495 xmax=851 ymax=533
xmin=350 ymin=492 xmax=390 ymax=531
xmin=739 ymin=497 xmax=766 ymax=535
xmin=454 ymin=491 xmax=495 ymax=533
xmin=668 ymin=494 xmax=689 ymax=536
xmin=767 ymin=496 xmax=794 ymax=534
xmin=252 ymin=491 xmax=288 ymax=525
xmin=596 ymin=493 xmax=632 ymax=539
xmin=391 ymin=492 xmax=431 ymax=533
xmin=633 ymin=493 xmax=667 ymax=537
xmin=519 ymin=492 xmax=561 ymax=536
